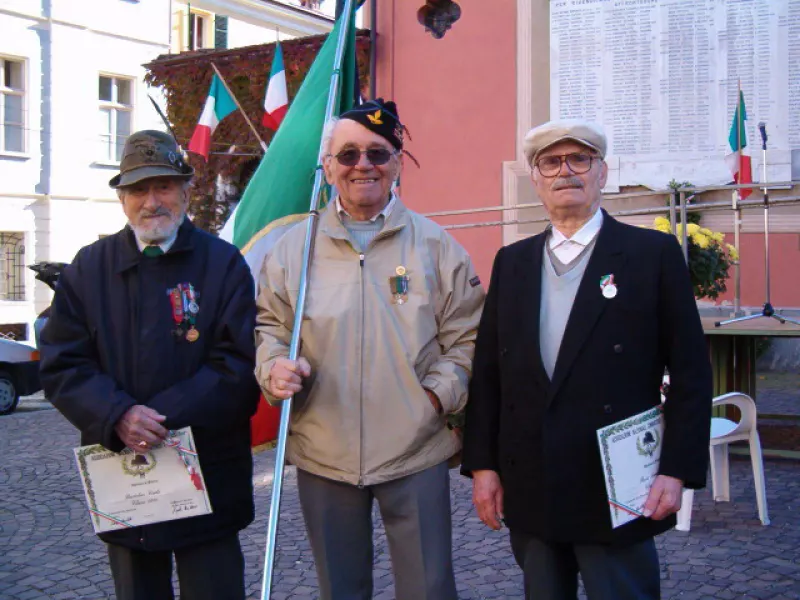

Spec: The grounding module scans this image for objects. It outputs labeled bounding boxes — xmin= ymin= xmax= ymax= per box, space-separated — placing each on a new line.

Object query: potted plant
xmin=651 ymin=216 xmax=739 ymax=300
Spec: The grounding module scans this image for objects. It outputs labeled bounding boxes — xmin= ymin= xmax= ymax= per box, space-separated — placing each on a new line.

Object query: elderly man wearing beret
xmin=255 ymin=99 xmax=485 ymax=600
xmin=39 ymin=130 xmax=260 ymax=600
xmin=462 ymin=120 xmax=712 ymax=599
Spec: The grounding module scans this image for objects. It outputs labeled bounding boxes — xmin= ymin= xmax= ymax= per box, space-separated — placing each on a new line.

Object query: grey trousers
xmin=297 ymin=462 xmax=458 ymax=600
xmin=510 ymin=530 xmax=660 ymax=600
xmin=107 ymin=533 xmax=245 ymax=600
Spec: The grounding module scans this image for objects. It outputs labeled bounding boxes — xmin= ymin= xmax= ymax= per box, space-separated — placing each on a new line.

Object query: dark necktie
xmin=142 ymin=245 xmax=164 ymax=258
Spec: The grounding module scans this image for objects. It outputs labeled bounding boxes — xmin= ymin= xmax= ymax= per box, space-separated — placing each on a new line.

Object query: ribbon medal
xmin=168 ymin=287 xmax=185 ymax=337
xmin=600 ymin=274 xmax=618 ymax=299
xmin=389 ymin=265 xmax=409 ymax=305
xmin=166 ymin=283 xmax=200 ymax=341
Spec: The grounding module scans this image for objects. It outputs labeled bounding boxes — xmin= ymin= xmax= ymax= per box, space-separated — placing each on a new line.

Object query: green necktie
xmin=142 ymin=245 xmax=164 ymax=258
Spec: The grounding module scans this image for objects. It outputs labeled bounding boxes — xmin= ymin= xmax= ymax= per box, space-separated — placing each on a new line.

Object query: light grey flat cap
xmin=523 ymin=119 xmax=607 ymax=165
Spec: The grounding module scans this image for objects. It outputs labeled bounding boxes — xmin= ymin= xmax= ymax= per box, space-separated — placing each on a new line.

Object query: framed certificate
xmin=597 ymin=406 xmax=664 ymax=529
xmin=74 ymin=427 xmax=212 ymax=533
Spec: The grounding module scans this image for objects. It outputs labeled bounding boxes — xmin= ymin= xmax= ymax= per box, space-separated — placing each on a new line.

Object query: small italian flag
xmin=724 ymin=90 xmax=752 ymax=199
xmin=188 ymin=74 xmax=237 ymax=160
xmin=262 ymin=42 xmax=288 ymax=131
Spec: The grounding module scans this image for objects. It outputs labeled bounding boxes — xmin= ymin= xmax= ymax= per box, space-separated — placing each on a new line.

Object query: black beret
xmin=339 ymin=98 xmax=404 ymax=150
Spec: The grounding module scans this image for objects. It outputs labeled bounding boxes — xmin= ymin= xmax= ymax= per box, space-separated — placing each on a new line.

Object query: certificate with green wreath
xmin=74 ymin=427 xmax=212 ymax=533
xmin=597 ymin=406 xmax=664 ymax=528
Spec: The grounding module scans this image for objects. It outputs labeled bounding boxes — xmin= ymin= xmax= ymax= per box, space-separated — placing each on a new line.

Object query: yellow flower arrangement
xmin=650 ymin=217 xmax=738 ymax=300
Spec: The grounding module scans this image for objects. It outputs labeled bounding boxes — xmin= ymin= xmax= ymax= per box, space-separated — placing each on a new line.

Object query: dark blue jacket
xmin=40 ymin=219 xmax=259 ymax=551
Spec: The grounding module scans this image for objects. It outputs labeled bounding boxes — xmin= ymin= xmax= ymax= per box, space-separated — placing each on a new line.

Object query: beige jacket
xmin=255 ymin=199 xmax=485 ymax=486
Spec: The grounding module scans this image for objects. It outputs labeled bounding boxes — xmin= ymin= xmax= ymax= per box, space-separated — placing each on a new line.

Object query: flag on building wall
xmin=724 ymin=90 xmax=752 ymax=199
xmin=187 ymin=74 xmax=237 ymax=160
xmin=262 ymin=42 xmax=288 ymax=131
xmin=233 ymin=8 xmax=359 ymax=448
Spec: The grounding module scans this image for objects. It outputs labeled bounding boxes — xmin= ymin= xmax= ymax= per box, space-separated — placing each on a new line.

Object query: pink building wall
xmin=717 ymin=233 xmax=800 ymax=308
xmin=373 ymin=3 xmax=800 ymax=308
xmin=374 ymin=0 xmax=517 ymax=282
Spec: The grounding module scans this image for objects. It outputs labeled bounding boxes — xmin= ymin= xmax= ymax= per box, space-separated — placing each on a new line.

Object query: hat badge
xmin=367 ymin=110 xmax=383 ymax=125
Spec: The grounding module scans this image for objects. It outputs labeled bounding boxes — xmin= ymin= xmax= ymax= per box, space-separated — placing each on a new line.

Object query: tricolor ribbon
xmin=609 ymin=499 xmax=644 ymax=518
xmin=165 ymin=436 xmax=204 ymax=491
xmin=89 ymin=509 xmax=133 ymax=528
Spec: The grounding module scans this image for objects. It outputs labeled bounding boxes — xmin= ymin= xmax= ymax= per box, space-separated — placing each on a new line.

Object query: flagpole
xmin=210 ymin=62 xmax=268 ymax=153
xmin=734 ymin=79 xmax=743 ymax=313
xmin=260 ymin=1 xmax=355 ymax=597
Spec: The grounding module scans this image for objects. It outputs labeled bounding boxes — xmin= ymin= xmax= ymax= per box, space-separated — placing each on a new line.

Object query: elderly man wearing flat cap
xmin=255 ymin=99 xmax=485 ymax=600
xmin=462 ymin=120 xmax=712 ymax=599
xmin=39 ymin=130 xmax=260 ymax=600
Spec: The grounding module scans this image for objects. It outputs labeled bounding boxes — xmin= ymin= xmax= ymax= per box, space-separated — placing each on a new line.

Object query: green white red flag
xmin=187 ymin=74 xmax=236 ymax=160
xmin=724 ymin=90 xmax=752 ymax=199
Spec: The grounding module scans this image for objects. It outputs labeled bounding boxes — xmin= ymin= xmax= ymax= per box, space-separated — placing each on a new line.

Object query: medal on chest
xmin=166 ymin=283 xmax=200 ymax=341
xmin=599 ymin=274 xmax=618 ymax=299
xmin=389 ymin=265 xmax=409 ymax=305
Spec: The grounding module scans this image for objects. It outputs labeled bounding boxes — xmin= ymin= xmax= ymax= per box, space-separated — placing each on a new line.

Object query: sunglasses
xmin=331 ymin=147 xmax=396 ymax=167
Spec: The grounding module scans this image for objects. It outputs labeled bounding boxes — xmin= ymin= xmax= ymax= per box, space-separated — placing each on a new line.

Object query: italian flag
xmin=221 ymin=9 xmax=359 ymax=449
xmin=262 ymin=42 xmax=288 ymax=131
xmin=724 ymin=90 xmax=752 ymax=199
xmin=187 ymin=74 xmax=236 ymax=160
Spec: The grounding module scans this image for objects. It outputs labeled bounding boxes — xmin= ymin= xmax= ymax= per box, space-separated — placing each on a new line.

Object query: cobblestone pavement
xmin=757 ymin=372 xmax=800 ymax=416
xmin=1 ymin=403 xmax=799 ymax=600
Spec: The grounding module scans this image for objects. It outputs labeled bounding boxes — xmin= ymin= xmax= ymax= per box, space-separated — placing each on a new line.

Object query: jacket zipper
xmin=358 ymin=252 xmax=365 ymax=488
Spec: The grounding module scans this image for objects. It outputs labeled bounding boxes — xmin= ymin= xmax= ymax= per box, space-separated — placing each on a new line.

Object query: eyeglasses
xmin=534 ymin=152 xmax=597 ymax=177
xmin=331 ymin=147 xmax=396 ymax=167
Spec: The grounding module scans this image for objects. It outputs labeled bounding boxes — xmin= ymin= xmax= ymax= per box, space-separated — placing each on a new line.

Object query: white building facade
xmin=0 ymin=0 xmax=333 ymax=341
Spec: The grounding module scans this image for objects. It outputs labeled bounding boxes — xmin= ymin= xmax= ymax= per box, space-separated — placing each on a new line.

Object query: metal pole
xmin=168 ymin=0 xmax=173 ymax=53
xmin=369 ymin=0 xmax=377 ymax=99
xmin=260 ymin=2 xmax=355 ymax=597
xmin=732 ymin=190 xmax=741 ymax=314
xmin=679 ymin=191 xmax=688 ymax=264
xmin=762 ymin=145 xmax=770 ymax=305
xmin=669 ymin=190 xmax=677 ymax=236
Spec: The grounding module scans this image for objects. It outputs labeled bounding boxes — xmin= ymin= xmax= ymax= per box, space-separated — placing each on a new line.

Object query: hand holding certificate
xmin=74 ymin=427 xmax=212 ymax=533
xmin=597 ymin=406 xmax=664 ymax=528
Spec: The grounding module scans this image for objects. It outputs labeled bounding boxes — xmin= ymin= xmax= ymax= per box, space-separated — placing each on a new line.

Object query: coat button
xmin=506 ymin=458 xmax=516 ymax=466
xmin=604 ymin=404 xmax=613 ymax=414
xmin=500 ymin=347 xmax=508 ymax=357
xmin=614 ymin=344 xmax=623 ymax=354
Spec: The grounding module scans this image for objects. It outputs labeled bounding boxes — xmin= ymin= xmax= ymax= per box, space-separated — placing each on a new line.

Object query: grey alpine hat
xmin=109 ymin=130 xmax=194 ymax=188
xmin=523 ymin=119 xmax=607 ymax=166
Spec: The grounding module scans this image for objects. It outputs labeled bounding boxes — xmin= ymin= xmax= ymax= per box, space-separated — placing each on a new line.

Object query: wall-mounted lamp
xmin=417 ymin=0 xmax=461 ymax=40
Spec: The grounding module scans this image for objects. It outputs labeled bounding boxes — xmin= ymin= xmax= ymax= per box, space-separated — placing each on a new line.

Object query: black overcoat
xmin=462 ymin=212 xmax=713 ymax=546
xmin=40 ymin=219 xmax=260 ymax=551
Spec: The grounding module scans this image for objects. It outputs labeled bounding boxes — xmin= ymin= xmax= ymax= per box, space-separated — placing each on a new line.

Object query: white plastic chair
xmin=675 ymin=392 xmax=770 ymax=531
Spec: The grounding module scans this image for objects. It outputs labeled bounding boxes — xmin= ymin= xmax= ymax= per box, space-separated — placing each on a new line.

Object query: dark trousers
xmin=107 ymin=533 xmax=246 ymax=600
xmin=510 ymin=530 xmax=660 ymax=600
xmin=297 ymin=462 xmax=458 ymax=600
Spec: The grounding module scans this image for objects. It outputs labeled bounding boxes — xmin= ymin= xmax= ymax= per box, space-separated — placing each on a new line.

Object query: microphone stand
xmin=716 ymin=123 xmax=800 ymax=327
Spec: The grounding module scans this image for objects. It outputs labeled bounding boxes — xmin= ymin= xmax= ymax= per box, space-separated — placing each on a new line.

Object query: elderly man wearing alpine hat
xmin=462 ymin=119 xmax=712 ymax=600
xmin=255 ymin=99 xmax=485 ymax=600
xmin=40 ymin=130 xmax=260 ymax=600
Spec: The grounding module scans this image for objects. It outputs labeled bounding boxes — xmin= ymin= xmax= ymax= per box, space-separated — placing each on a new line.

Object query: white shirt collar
xmin=549 ymin=208 xmax=604 ymax=249
xmin=336 ymin=192 xmax=397 ymax=223
xmin=133 ymin=229 xmax=178 ymax=254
